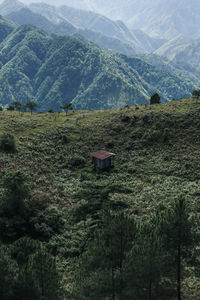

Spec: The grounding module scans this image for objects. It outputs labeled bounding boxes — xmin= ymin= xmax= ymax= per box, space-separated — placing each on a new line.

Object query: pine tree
xmin=160 ymin=198 xmax=195 ymax=300
xmin=124 ymin=218 xmax=166 ymax=300
xmin=26 ymin=101 xmax=38 ymax=114
xmin=73 ymin=213 xmax=136 ymax=300
xmin=0 ymin=244 xmax=18 ymax=300
xmin=12 ymin=238 xmax=63 ymax=300
xmin=150 ymin=93 xmax=160 ymax=105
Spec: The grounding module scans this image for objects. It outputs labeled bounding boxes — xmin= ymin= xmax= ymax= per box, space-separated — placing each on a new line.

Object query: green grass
xmin=1 ymin=98 xmax=200 ymax=298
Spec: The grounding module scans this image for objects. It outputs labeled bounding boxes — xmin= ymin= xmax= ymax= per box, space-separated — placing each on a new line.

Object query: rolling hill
xmin=0 ymin=97 xmax=200 ymax=298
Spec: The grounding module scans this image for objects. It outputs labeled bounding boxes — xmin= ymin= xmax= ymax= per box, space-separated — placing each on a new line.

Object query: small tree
xmin=60 ymin=103 xmax=73 ymax=115
xmin=11 ymin=101 xmax=22 ymax=111
xmin=160 ymin=197 xmax=195 ymax=300
xmin=7 ymin=105 xmax=14 ymax=111
xmin=12 ymin=238 xmax=63 ymax=300
xmin=1 ymin=171 xmax=29 ymax=216
xmin=0 ymin=245 xmax=18 ymax=300
xmin=26 ymin=101 xmax=38 ymax=114
xmin=192 ymin=89 xmax=200 ymax=99
xmin=150 ymin=93 xmax=160 ymax=105
xmin=0 ymin=133 xmax=16 ymax=153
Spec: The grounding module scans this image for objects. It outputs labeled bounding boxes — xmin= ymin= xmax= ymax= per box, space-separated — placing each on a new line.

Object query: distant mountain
xmin=131 ymin=29 xmax=167 ymax=53
xmin=5 ymin=6 xmax=143 ymax=57
xmin=8 ymin=4 xmax=199 ymax=86
xmin=6 ymin=7 xmax=77 ymax=35
xmin=0 ymin=20 xmax=196 ymax=111
xmin=155 ymin=35 xmax=200 ymax=78
xmin=0 ymin=0 xmax=25 ymax=14
xmin=0 ymin=14 xmax=15 ymax=42
xmin=29 ymin=2 xmax=143 ymax=51
xmin=2 ymin=0 xmax=168 ymax=53
xmin=54 ymin=0 xmax=200 ymax=40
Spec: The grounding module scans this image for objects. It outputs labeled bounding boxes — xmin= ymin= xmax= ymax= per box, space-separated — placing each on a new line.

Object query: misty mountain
xmin=0 ymin=19 xmax=196 ymax=111
xmin=5 ymin=5 xmax=143 ymax=57
xmin=28 ymin=2 xmax=144 ymax=51
xmin=2 ymin=0 xmax=168 ymax=53
xmin=6 ymin=7 xmax=78 ymax=35
xmin=0 ymin=0 xmax=25 ymax=14
xmin=155 ymin=35 xmax=200 ymax=78
xmin=0 ymin=14 xmax=15 ymax=42
xmin=51 ymin=0 xmax=200 ymax=40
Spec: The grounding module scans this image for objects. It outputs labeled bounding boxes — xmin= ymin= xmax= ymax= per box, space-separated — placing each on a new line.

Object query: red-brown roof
xmin=90 ymin=150 xmax=116 ymax=160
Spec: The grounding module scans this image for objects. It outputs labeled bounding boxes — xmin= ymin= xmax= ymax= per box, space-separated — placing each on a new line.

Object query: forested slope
xmin=0 ymin=20 xmax=197 ymax=111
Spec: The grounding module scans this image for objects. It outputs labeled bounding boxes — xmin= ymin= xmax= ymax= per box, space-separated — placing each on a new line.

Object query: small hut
xmin=90 ymin=150 xmax=116 ymax=170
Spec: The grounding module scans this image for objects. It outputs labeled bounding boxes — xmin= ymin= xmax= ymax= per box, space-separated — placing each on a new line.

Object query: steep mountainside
xmin=56 ymin=0 xmax=200 ymax=39
xmin=4 ymin=1 xmax=200 ymax=90
xmin=2 ymin=0 xmax=168 ymax=53
xmin=0 ymin=0 xmax=25 ymax=14
xmin=155 ymin=35 xmax=200 ymax=78
xmin=6 ymin=7 xmax=78 ymax=35
xmin=0 ymin=21 xmax=197 ymax=111
xmin=0 ymin=14 xmax=16 ymax=42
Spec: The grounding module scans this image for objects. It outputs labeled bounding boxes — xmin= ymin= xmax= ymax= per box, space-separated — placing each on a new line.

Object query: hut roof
xmin=90 ymin=150 xmax=116 ymax=160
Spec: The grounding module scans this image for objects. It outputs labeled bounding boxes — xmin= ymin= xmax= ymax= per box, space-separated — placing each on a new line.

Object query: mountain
xmin=4 ymin=0 xmax=200 ymax=39
xmin=0 ymin=20 xmax=196 ymax=111
xmin=0 ymin=0 xmax=25 ymax=14
xmin=53 ymin=0 xmax=200 ymax=40
xmin=6 ymin=7 xmax=77 ymax=35
xmin=29 ymin=2 xmax=144 ymax=51
xmin=3 ymin=1 xmax=168 ymax=53
xmin=155 ymin=35 xmax=200 ymax=78
xmin=131 ymin=29 xmax=167 ymax=53
xmin=0 ymin=14 xmax=15 ymax=42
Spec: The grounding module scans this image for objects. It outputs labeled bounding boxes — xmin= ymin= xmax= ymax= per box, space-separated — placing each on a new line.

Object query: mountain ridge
xmin=0 ymin=19 xmax=196 ymax=111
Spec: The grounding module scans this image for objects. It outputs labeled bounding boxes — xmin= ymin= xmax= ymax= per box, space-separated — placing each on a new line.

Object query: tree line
xmin=70 ymin=181 xmax=199 ymax=300
xmin=0 ymin=171 xmax=199 ymax=299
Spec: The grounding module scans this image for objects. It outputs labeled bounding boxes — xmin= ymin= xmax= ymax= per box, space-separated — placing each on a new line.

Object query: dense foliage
xmin=0 ymin=98 xmax=200 ymax=299
xmin=0 ymin=21 xmax=196 ymax=111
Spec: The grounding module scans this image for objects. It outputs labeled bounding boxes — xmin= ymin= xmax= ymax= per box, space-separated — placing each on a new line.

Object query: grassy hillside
xmin=0 ymin=98 xmax=200 ymax=298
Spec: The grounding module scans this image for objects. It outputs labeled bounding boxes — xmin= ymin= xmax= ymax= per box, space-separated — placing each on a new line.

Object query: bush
xmin=150 ymin=93 xmax=160 ymax=105
xmin=0 ymin=133 xmax=16 ymax=152
xmin=67 ymin=155 xmax=86 ymax=168
xmin=60 ymin=134 xmax=69 ymax=145
xmin=142 ymin=129 xmax=169 ymax=145
xmin=7 ymin=105 xmax=14 ymax=111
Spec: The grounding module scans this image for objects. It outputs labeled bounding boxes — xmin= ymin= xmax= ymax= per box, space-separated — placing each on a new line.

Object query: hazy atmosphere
xmin=0 ymin=0 xmax=200 ymax=299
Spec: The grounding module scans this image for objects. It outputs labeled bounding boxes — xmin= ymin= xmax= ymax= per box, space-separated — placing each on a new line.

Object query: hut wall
xmin=95 ymin=158 xmax=111 ymax=169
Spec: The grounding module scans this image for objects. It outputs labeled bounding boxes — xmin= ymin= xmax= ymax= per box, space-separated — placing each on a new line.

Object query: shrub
xmin=141 ymin=129 xmax=169 ymax=145
xmin=7 ymin=105 xmax=14 ymax=111
xmin=60 ymin=134 xmax=69 ymax=145
xmin=0 ymin=133 xmax=16 ymax=153
xmin=68 ymin=155 xmax=86 ymax=168
xmin=150 ymin=93 xmax=160 ymax=105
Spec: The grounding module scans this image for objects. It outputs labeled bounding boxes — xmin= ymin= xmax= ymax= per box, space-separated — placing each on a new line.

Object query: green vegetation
xmin=0 ymin=21 xmax=197 ymax=111
xmin=0 ymin=132 xmax=16 ymax=152
xmin=192 ymin=89 xmax=200 ymax=99
xmin=150 ymin=92 xmax=161 ymax=105
xmin=0 ymin=98 xmax=200 ymax=299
